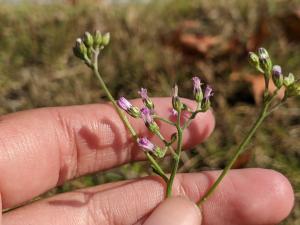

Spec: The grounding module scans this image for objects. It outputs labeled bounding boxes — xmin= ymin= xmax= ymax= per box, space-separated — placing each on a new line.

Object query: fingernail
xmin=143 ymin=196 xmax=202 ymax=225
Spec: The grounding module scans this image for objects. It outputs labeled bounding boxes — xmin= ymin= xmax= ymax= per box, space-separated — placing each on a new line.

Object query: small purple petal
xmin=192 ymin=77 xmax=201 ymax=94
xmin=141 ymin=107 xmax=153 ymax=124
xmin=138 ymin=88 xmax=148 ymax=100
xmin=117 ymin=97 xmax=132 ymax=111
xmin=170 ymin=108 xmax=178 ymax=117
xmin=272 ymin=65 xmax=282 ymax=78
xmin=204 ymin=85 xmax=213 ymax=100
xmin=137 ymin=137 xmax=155 ymax=152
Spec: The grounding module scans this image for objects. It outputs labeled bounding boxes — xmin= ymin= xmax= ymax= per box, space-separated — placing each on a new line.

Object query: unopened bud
xmin=248 ymin=52 xmax=260 ymax=68
xmin=172 ymin=85 xmax=182 ymax=111
xmin=258 ymin=47 xmax=272 ymax=74
xmin=283 ymin=73 xmax=295 ymax=87
xmin=272 ymin=65 xmax=283 ymax=89
xmin=94 ymin=30 xmax=102 ymax=47
xmin=83 ymin=32 xmax=94 ymax=48
xmin=73 ymin=38 xmax=87 ymax=60
xmin=102 ymin=33 xmax=110 ymax=46
xmin=285 ymin=82 xmax=300 ymax=97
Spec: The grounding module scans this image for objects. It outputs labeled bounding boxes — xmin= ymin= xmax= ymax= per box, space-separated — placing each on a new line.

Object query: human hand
xmin=0 ymin=98 xmax=294 ymax=225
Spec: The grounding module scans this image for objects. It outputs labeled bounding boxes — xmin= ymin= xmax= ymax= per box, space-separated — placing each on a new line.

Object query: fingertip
xmin=258 ymin=169 xmax=294 ymax=223
xmin=217 ymin=168 xmax=294 ymax=225
xmin=143 ymin=196 xmax=202 ymax=225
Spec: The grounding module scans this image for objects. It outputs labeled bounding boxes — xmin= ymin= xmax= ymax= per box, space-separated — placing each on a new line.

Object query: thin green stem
xmin=92 ymin=50 xmax=137 ymax=139
xmin=182 ymin=102 xmax=202 ymax=130
xmin=198 ymin=101 xmax=270 ymax=205
xmin=153 ymin=115 xmax=176 ymax=126
xmin=91 ymin=50 xmax=167 ymax=182
xmin=146 ymin=152 xmax=168 ymax=182
xmin=166 ymin=110 xmax=183 ymax=197
xmin=156 ymin=131 xmax=178 ymax=159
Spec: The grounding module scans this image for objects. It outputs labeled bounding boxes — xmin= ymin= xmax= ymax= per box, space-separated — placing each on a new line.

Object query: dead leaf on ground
xmin=179 ymin=34 xmax=219 ymax=54
xmin=279 ymin=8 xmax=300 ymax=42
xmin=230 ymin=72 xmax=285 ymax=104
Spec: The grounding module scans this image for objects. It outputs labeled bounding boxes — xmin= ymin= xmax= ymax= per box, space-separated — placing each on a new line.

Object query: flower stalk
xmin=73 ymin=32 xmax=299 ymax=206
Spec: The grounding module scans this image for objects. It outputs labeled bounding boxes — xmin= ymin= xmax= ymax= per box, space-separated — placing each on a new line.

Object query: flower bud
xmin=201 ymin=85 xmax=213 ymax=111
xmin=137 ymin=137 xmax=163 ymax=158
xmin=117 ymin=97 xmax=141 ymax=118
xmin=272 ymin=65 xmax=283 ymax=89
xmin=138 ymin=88 xmax=154 ymax=110
xmin=141 ymin=107 xmax=159 ymax=134
xmin=154 ymin=147 xmax=166 ymax=158
xmin=285 ymin=82 xmax=300 ymax=97
xmin=258 ymin=47 xmax=272 ymax=74
xmin=137 ymin=137 xmax=157 ymax=153
xmin=248 ymin=52 xmax=260 ymax=68
xmin=102 ymin=33 xmax=110 ymax=46
xmin=192 ymin=77 xmax=203 ymax=103
xmin=129 ymin=106 xmax=142 ymax=118
xmin=283 ymin=73 xmax=295 ymax=87
xmin=94 ymin=30 xmax=102 ymax=47
xmin=172 ymin=85 xmax=182 ymax=112
xmin=73 ymin=38 xmax=87 ymax=60
xmin=83 ymin=32 xmax=94 ymax=48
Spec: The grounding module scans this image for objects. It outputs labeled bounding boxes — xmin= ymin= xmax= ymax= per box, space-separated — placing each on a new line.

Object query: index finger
xmin=0 ymin=97 xmax=215 ymax=209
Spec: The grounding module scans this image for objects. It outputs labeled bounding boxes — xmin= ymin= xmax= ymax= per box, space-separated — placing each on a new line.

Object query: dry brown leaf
xmin=279 ymin=8 xmax=300 ymax=42
xmin=179 ymin=34 xmax=219 ymax=54
xmin=231 ymin=72 xmax=285 ymax=104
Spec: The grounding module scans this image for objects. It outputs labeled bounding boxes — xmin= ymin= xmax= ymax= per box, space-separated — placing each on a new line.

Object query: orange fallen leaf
xmin=230 ymin=72 xmax=285 ymax=104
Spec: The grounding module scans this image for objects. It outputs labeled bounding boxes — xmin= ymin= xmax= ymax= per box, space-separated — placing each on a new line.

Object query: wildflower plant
xmin=73 ymin=31 xmax=300 ymax=206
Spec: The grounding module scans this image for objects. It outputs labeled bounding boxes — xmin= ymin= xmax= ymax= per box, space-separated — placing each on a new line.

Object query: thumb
xmin=143 ymin=196 xmax=202 ymax=225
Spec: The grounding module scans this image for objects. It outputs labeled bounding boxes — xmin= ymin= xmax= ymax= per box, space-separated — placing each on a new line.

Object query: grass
xmin=0 ymin=0 xmax=299 ymax=223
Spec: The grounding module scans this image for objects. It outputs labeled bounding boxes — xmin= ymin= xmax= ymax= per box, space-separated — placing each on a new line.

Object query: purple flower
xmin=272 ymin=65 xmax=282 ymax=78
xmin=117 ymin=97 xmax=132 ymax=111
xmin=170 ymin=108 xmax=178 ymax=117
xmin=137 ymin=137 xmax=156 ymax=152
xmin=204 ymin=85 xmax=213 ymax=101
xmin=138 ymin=88 xmax=148 ymax=99
xmin=192 ymin=77 xmax=201 ymax=95
xmin=192 ymin=76 xmax=203 ymax=102
xmin=138 ymin=87 xmax=154 ymax=109
xmin=141 ymin=107 xmax=153 ymax=125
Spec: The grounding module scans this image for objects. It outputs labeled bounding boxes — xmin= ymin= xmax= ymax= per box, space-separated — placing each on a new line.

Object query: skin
xmin=0 ymin=97 xmax=294 ymax=225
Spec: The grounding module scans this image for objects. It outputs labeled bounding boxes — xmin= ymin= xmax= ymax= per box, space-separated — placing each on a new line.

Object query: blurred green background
xmin=0 ymin=0 xmax=300 ymax=224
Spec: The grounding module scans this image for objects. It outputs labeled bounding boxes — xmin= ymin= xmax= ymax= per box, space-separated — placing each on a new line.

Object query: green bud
xmin=172 ymin=85 xmax=183 ymax=111
xmin=272 ymin=65 xmax=283 ymax=89
xmin=94 ymin=30 xmax=102 ymax=47
xmin=248 ymin=52 xmax=260 ymax=68
xmin=148 ymin=121 xmax=160 ymax=135
xmin=258 ymin=47 xmax=272 ymax=74
xmin=154 ymin=146 xmax=165 ymax=158
xmin=145 ymin=98 xmax=154 ymax=110
xmin=285 ymin=82 xmax=300 ymax=97
xmin=83 ymin=32 xmax=93 ymax=48
xmin=128 ymin=106 xmax=141 ymax=118
xmin=283 ymin=73 xmax=295 ymax=87
xmin=172 ymin=96 xmax=182 ymax=112
xmin=102 ymin=32 xmax=110 ymax=46
xmin=73 ymin=38 xmax=87 ymax=60
xmin=201 ymin=99 xmax=211 ymax=111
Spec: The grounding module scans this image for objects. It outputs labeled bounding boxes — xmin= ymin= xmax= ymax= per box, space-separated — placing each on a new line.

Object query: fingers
xmin=3 ymin=169 xmax=294 ymax=225
xmin=0 ymin=98 xmax=215 ymax=208
xmin=143 ymin=197 xmax=202 ymax=225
